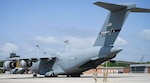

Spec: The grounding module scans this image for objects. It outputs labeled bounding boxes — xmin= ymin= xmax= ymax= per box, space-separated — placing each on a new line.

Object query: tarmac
xmin=0 ymin=73 xmax=150 ymax=83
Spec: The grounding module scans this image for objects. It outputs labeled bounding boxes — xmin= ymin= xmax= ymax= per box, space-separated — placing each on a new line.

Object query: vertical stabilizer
xmin=93 ymin=1 xmax=150 ymax=46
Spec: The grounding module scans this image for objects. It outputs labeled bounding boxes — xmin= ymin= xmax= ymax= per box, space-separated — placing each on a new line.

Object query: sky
xmin=0 ymin=0 xmax=150 ymax=62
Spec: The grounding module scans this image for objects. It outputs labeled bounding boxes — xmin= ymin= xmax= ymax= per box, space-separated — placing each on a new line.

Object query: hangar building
xmin=130 ymin=64 xmax=150 ymax=73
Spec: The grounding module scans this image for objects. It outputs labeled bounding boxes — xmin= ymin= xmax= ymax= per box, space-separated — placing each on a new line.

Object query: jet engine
xmin=3 ymin=61 xmax=16 ymax=70
xmin=20 ymin=60 xmax=32 ymax=68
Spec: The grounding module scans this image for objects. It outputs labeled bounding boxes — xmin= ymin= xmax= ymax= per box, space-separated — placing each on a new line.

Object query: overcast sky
xmin=0 ymin=0 xmax=150 ymax=62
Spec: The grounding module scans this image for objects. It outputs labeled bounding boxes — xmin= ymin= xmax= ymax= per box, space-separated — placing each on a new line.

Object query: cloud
xmin=64 ymin=37 xmax=95 ymax=49
xmin=0 ymin=43 xmax=18 ymax=55
xmin=114 ymin=37 xmax=128 ymax=46
xmin=34 ymin=36 xmax=58 ymax=44
xmin=64 ymin=36 xmax=128 ymax=49
xmin=24 ymin=45 xmax=35 ymax=52
xmin=31 ymin=36 xmax=127 ymax=53
xmin=139 ymin=29 xmax=150 ymax=40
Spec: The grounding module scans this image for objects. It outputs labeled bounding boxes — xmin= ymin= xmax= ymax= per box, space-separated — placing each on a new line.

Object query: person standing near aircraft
xmin=93 ymin=68 xmax=98 ymax=83
xmin=103 ymin=70 xmax=108 ymax=82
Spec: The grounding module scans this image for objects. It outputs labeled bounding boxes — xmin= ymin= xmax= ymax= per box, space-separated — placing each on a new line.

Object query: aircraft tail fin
xmin=93 ymin=1 xmax=150 ymax=46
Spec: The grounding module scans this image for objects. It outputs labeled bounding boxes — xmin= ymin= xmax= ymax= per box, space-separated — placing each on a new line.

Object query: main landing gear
xmin=67 ymin=74 xmax=81 ymax=77
xmin=33 ymin=73 xmax=37 ymax=77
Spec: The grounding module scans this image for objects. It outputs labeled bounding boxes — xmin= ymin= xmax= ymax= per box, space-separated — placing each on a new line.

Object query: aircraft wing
xmin=1 ymin=54 xmax=58 ymax=71
xmin=1 ymin=53 xmax=58 ymax=62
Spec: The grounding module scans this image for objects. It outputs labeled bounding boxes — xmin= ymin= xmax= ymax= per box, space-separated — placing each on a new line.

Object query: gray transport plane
xmin=2 ymin=1 xmax=150 ymax=77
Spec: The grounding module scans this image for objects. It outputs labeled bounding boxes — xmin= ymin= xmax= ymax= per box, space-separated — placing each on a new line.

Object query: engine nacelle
xmin=20 ymin=60 xmax=32 ymax=68
xmin=3 ymin=61 xmax=16 ymax=70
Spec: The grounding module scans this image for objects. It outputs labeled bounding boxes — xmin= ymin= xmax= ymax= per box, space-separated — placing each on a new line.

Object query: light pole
xmin=36 ymin=45 xmax=40 ymax=56
xmin=64 ymin=40 xmax=69 ymax=52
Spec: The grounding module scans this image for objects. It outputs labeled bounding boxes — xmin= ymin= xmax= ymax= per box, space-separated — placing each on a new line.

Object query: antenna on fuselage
xmin=64 ymin=40 xmax=69 ymax=52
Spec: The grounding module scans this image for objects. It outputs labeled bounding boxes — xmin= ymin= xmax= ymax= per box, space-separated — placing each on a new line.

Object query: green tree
xmin=0 ymin=62 xmax=3 ymax=67
xmin=146 ymin=62 xmax=150 ymax=64
xmin=102 ymin=61 xmax=130 ymax=67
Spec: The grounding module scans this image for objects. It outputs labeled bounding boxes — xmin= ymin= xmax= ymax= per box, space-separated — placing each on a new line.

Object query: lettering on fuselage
xmin=100 ymin=28 xmax=121 ymax=37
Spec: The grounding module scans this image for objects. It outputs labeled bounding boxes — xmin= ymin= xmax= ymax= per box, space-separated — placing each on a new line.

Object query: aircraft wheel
xmin=33 ymin=73 xmax=37 ymax=77
xmin=71 ymin=74 xmax=80 ymax=77
xmin=51 ymin=73 xmax=58 ymax=77
xmin=67 ymin=75 xmax=70 ymax=77
xmin=45 ymin=73 xmax=57 ymax=77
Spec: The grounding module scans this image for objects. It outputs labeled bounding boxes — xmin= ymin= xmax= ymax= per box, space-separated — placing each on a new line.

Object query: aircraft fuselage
xmin=31 ymin=46 xmax=122 ymax=76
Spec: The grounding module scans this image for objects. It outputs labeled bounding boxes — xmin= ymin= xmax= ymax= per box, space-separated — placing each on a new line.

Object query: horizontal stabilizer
xmin=131 ymin=7 xmax=150 ymax=12
xmin=93 ymin=1 xmax=150 ymax=46
xmin=94 ymin=1 xmax=127 ymax=11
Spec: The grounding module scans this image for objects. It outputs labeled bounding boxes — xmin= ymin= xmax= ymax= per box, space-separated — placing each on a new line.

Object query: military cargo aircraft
xmin=2 ymin=1 xmax=150 ymax=77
